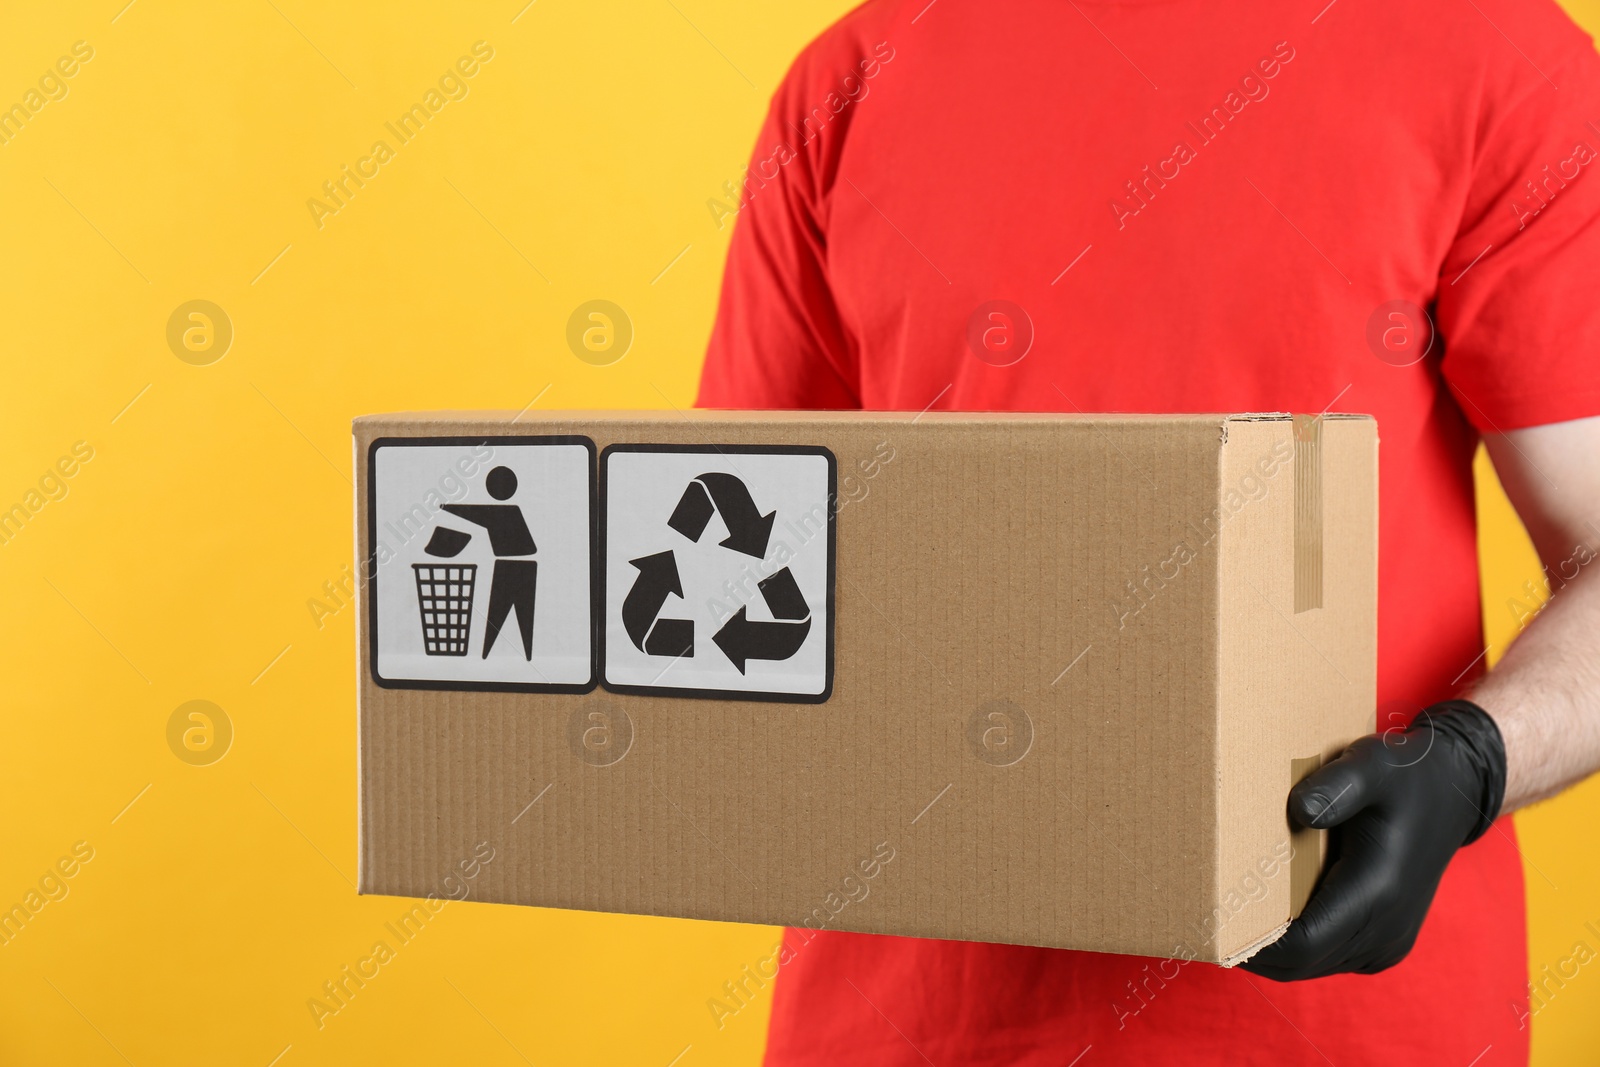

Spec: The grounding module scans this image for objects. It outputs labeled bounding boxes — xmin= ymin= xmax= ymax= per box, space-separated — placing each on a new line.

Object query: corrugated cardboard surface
xmin=1213 ymin=415 xmax=1377 ymax=963
xmin=354 ymin=411 xmax=1377 ymax=963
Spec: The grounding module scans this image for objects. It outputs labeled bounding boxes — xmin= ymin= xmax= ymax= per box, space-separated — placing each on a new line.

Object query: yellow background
xmin=1 ymin=2 xmax=1596 ymax=1064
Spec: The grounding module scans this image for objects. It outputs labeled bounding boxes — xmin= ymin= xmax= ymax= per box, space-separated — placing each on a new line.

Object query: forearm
xmin=1470 ymin=551 xmax=1600 ymax=812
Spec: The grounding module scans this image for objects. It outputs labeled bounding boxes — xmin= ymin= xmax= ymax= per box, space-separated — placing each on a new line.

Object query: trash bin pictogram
xmin=413 ymin=563 xmax=478 ymax=656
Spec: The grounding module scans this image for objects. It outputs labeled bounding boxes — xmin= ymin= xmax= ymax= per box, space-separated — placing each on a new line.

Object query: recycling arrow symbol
xmin=622 ymin=473 xmax=812 ymax=674
xmin=667 ymin=472 xmax=776 ymax=558
xmin=712 ymin=565 xmax=811 ymax=673
xmin=622 ymin=551 xmax=693 ymax=657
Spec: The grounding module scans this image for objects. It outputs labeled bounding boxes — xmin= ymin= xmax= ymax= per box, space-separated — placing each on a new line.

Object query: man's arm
xmin=1475 ymin=414 xmax=1600 ymax=811
xmin=1245 ymin=414 xmax=1600 ymax=981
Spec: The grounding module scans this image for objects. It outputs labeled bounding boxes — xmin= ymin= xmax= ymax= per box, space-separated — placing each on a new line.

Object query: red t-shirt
xmin=697 ymin=0 xmax=1600 ymax=1063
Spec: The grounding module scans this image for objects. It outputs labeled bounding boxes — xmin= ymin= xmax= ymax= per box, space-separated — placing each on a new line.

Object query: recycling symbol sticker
xmin=602 ymin=445 xmax=835 ymax=701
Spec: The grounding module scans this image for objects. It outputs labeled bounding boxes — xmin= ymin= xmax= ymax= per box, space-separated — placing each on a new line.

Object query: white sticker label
xmin=602 ymin=446 xmax=834 ymax=700
xmin=369 ymin=437 xmax=595 ymax=691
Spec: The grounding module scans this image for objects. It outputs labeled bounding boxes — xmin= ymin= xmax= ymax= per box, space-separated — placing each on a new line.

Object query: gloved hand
xmin=1242 ymin=699 xmax=1506 ymax=981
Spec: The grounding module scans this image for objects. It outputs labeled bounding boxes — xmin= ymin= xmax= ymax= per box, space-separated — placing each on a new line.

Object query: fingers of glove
xmin=1287 ymin=736 xmax=1389 ymax=830
xmin=1239 ymin=829 xmax=1390 ymax=980
xmin=1352 ymin=897 xmax=1430 ymax=975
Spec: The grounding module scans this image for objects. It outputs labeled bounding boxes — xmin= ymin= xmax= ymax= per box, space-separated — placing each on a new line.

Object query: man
xmin=442 ymin=465 xmax=539 ymax=660
xmin=695 ymin=0 xmax=1600 ymax=1062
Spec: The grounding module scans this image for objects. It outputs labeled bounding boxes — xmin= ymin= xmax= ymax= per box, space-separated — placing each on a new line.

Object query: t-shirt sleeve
xmin=694 ymin=52 xmax=865 ymax=410
xmin=1435 ymin=19 xmax=1600 ymax=432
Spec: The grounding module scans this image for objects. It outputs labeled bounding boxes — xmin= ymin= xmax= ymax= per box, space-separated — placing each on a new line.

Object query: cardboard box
xmin=354 ymin=410 xmax=1376 ymax=965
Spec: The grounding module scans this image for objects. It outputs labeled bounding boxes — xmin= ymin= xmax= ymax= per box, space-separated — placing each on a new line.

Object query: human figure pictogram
xmin=441 ymin=465 xmax=538 ymax=660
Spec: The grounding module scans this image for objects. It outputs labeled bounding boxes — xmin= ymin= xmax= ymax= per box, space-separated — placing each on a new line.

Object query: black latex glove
xmin=1243 ymin=699 xmax=1506 ymax=981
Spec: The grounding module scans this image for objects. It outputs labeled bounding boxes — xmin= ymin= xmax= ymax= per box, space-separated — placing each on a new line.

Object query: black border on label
xmin=598 ymin=443 xmax=836 ymax=704
xmin=366 ymin=435 xmax=600 ymax=694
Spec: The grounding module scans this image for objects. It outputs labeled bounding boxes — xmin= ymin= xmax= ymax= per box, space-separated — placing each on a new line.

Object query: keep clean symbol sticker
xmin=368 ymin=436 xmax=597 ymax=692
xmin=602 ymin=446 xmax=835 ymax=701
